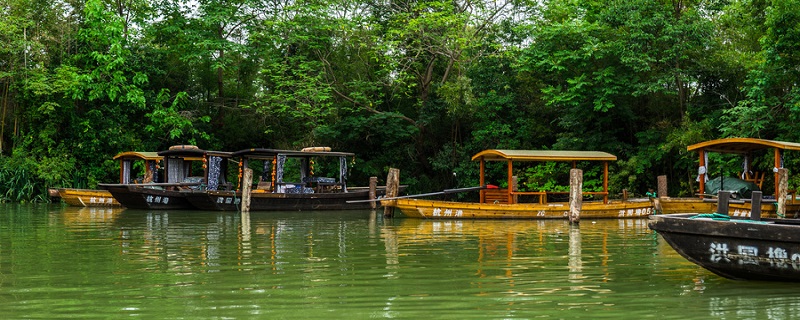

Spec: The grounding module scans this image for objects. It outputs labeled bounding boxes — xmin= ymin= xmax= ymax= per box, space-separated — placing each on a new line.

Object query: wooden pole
xmin=507 ymin=160 xmax=513 ymax=204
xmin=569 ymin=168 xmax=583 ymax=225
xmin=657 ymin=175 xmax=668 ymax=197
xmin=369 ymin=176 xmax=377 ymax=209
xmin=603 ymin=161 xmax=609 ymax=204
xmin=241 ymin=167 xmax=253 ymax=212
xmin=750 ymin=191 xmax=762 ymax=221
xmin=778 ymin=168 xmax=788 ymax=218
xmin=717 ymin=190 xmax=730 ymax=215
xmin=384 ymin=168 xmax=400 ymax=218
xmin=479 ymin=159 xmax=485 ymax=203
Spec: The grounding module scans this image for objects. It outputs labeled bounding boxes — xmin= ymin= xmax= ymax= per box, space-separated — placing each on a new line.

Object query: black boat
xmin=649 ymin=191 xmax=800 ymax=281
xmin=101 ymin=146 xmax=233 ymax=210
xmin=184 ymin=147 xmax=394 ymax=211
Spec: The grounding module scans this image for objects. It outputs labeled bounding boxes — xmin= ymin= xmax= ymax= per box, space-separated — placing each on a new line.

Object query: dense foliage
xmin=1 ymin=0 xmax=799 ymax=201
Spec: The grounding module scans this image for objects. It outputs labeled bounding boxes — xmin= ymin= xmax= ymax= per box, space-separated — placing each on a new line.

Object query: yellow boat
xmin=383 ymin=149 xmax=654 ymax=219
xmin=390 ymin=198 xmax=653 ymax=219
xmin=53 ymin=151 xmax=162 ymax=207
xmin=657 ymin=138 xmax=800 ymax=218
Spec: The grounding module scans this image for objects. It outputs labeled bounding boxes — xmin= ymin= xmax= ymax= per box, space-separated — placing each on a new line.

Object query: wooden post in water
xmin=717 ymin=191 xmax=730 ymax=215
xmin=369 ymin=177 xmax=378 ymax=209
xmin=241 ymin=167 xmax=253 ymax=212
xmin=778 ymin=168 xmax=788 ymax=218
xmin=384 ymin=168 xmax=400 ymax=218
xmin=622 ymin=189 xmax=628 ymax=202
xmin=569 ymin=168 xmax=583 ymax=225
xmin=657 ymin=175 xmax=667 ymax=197
xmin=750 ymin=191 xmax=762 ymax=221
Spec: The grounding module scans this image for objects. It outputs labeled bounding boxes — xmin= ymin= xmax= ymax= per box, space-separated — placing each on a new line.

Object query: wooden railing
xmin=482 ymin=188 xmax=609 ymax=204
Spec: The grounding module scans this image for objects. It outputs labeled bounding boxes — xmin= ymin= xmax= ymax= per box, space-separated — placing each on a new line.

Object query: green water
xmin=1 ymin=204 xmax=799 ymax=319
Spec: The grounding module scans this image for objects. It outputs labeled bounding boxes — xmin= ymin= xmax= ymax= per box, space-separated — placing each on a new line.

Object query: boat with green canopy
xmin=657 ymin=138 xmax=800 ymax=218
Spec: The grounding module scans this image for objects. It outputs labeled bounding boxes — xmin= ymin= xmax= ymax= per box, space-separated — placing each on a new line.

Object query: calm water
xmin=1 ymin=205 xmax=799 ymax=319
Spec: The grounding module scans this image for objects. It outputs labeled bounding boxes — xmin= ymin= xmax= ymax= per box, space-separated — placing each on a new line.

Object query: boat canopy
xmin=688 ymin=137 xmax=800 ymax=198
xmin=687 ymin=138 xmax=800 ymax=154
xmin=232 ymin=148 xmax=355 ymax=193
xmin=113 ymin=151 xmax=162 ymax=161
xmin=472 ymin=150 xmax=617 ymax=162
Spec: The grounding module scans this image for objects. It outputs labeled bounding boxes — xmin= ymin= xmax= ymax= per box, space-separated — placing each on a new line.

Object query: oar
xmin=346 ymin=185 xmax=487 ymax=203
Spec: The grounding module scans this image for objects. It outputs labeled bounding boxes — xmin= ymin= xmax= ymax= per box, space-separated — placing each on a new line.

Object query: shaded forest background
xmin=2 ymin=0 xmax=800 ymax=202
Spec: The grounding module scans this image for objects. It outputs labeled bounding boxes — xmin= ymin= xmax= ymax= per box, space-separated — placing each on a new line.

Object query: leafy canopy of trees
xmin=1 ymin=0 xmax=800 ymax=201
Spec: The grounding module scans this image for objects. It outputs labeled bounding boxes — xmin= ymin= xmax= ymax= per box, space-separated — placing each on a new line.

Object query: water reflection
xmin=59 ymin=206 xmax=124 ymax=228
xmin=6 ymin=206 xmax=800 ymax=319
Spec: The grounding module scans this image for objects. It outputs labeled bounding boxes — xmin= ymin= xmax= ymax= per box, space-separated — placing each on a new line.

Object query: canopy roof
xmin=156 ymin=147 xmax=231 ymax=162
xmin=232 ymin=148 xmax=354 ymax=160
xmin=687 ymin=138 xmax=800 ymax=154
xmin=113 ymin=151 xmax=161 ymax=161
xmin=471 ymin=150 xmax=617 ymax=162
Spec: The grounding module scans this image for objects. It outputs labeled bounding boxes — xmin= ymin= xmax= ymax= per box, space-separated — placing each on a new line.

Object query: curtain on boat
xmin=167 ymin=158 xmax=184 ymax=183
xmin=207 ymin=156 xmax=223 ymax=191
xmin=121 ymin=160 xmax=132 ymax=184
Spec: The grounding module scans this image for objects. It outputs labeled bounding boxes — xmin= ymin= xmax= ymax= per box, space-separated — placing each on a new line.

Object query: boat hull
xmin=656 ymin=197 xmax=800 ymax=218
xmin=386 ymin=198 xmax=654 ymax=219
xmin=185 ymin=188 xmax=383 ymax=211
xmin=649 ymin=214 xmax=800 ymax=281
xmin=56 ymin=188 xmax=121 ymax=207
xmin=101 ymin=185 xmax=193 ymax=210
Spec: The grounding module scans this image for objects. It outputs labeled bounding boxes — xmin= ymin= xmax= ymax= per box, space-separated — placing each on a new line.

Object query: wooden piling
xmin=241 ymin=167 xmax=253 ymax=212
xmin=750 ymin=191 xmax=762 ymax=221
xmin=569 ymin=168 xmax=583 ymax=225
xmin=657 ymin=175 xmax=667 ymax=197
xmin=717 ymin=191 xmax=730 ymax=215
xmin=369 ymin=177 xmax=378 ymax=209
xmin=778 ymin=168 xmax=788 ymax=218
xmin=384 ymin=168 xmax=400 ymax=218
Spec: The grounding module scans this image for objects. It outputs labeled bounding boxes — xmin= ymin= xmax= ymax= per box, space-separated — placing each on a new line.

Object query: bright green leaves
xmin=719 ymin=0 xmax=800 ymax=139
xmin=146 ymin=90 xmax=210 ymax=144
xmin=71 ymin=0 xmax=148 ymax=109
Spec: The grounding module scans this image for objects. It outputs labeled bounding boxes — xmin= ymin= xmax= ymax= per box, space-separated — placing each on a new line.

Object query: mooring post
xmin=717 ymin=190 xmax=730 ymax=215
xmin=569 ymin=168 xmax=583 ymax=225
xmin=750 ymin=191 xmax=762 ymax=221
xmin=384 ymin=168 xmax=400 ymax=218
xmin=778 ymin=168 xmax=788 ymax=218
xmin=657 ymin=175 xmax=667 ymax=197
xmin=369 ymin=176 xmax=378 ymax=209
xmin=241 ymin=167 xmax=253 ymax=212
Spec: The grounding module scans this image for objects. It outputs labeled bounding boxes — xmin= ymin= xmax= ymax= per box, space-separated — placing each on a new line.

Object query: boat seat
xmin=483 ymin=188 xmax=510 ymax=204
xmin=742 ymin=171 xmax=766 ymax=189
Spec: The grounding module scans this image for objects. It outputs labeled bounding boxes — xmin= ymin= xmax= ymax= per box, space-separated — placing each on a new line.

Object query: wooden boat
xmin=657 ymin=138 xmax=800 ymax=218
xmin=649 ymin=212 xmax=800 ymax=282
xmin=383 ymin=150 xmax=654 ymax=219
xmin=101 ymin=146 xmax=232 ymax=210
xmin=184 ymin=148 xmax=393 ymax=211
xmin=54 ymin=151 xmax=162 ymax=207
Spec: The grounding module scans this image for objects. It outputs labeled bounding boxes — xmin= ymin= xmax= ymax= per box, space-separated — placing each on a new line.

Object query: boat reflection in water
xmin=379 ymin=218 xmax=653 ymax=285
xmin=37 ymin=206 xmax=800 ymax=318
xmin=59 ymin=206 xmax=125 ymax=228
